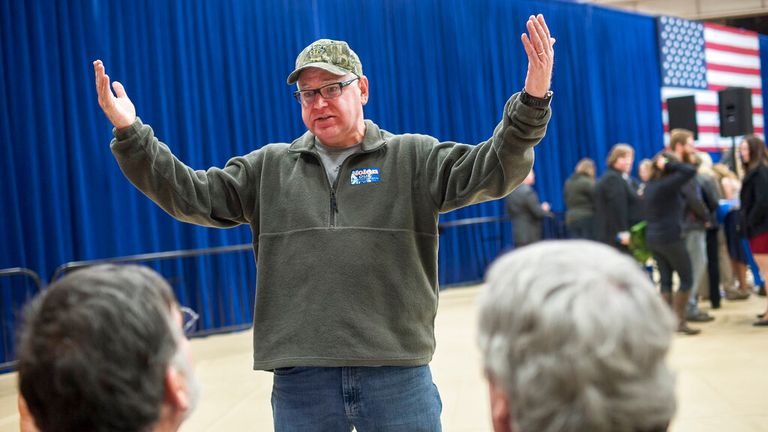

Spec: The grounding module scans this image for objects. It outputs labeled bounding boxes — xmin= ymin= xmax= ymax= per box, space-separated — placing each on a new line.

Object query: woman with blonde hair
xmin=712 ymin=163 xmax=752 ymax=299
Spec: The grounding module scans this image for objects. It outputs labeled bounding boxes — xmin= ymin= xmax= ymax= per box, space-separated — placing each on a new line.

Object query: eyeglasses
xmin=179 ymin=306 xmax=199 ymax=336
xmin=294 ymin=77 xmax=359 ymax=106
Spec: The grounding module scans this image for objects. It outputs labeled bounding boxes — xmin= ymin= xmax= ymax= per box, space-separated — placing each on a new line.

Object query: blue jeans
xmin=271 ymin=365 xmax=442 ymax=431
xmin=685 ymin=230 xmax=707 ymax=315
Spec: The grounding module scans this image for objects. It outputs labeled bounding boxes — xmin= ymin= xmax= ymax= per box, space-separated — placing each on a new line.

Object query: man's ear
xmin=165 ymin=366 xmax=190 ymax=412
xmin=488 ymin=379 xmax=512 ymax=432
xmin=358 ymin=76 xmax=369 ymax=106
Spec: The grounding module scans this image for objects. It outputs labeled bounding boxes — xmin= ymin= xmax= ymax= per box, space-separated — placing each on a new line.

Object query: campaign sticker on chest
xmin=350 ymin=167 xmax=381 ymax=185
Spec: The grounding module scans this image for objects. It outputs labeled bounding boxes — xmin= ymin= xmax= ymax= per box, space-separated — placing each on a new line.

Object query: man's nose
xmin=312 ymin=94 xmax=329 ymax=108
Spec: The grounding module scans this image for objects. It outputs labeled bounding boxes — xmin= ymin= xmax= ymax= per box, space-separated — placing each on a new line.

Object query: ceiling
xmin=574 ymin=0 xmax=768 ymax=34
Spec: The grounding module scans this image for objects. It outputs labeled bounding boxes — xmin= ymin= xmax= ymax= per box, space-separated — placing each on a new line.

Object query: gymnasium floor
xmin=0 ymin=285 xmax=765 ymax=431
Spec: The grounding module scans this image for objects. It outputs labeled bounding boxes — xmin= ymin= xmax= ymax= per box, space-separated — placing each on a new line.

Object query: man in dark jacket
xmin=506 ymin=170 xmax=552 ymax=247
xmin=594 ymin=144 xmax=642 ymax=252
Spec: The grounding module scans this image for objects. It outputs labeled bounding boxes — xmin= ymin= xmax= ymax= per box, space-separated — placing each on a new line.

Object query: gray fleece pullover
xmin=110 ymin=93 xmax=550 ymax=370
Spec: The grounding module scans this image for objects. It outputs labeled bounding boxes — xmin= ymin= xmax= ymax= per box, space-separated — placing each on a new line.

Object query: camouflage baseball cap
xmin=286 ymin=39 xmax=363 ymax=85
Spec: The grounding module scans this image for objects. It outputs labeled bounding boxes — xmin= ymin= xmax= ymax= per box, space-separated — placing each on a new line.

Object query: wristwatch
xmin=520 ymin=88 xmax=553 ymax=108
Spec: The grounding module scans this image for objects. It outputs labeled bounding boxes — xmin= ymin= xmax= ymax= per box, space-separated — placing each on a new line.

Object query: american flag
xmin=659 ymin=16 xmax=764 ymax=151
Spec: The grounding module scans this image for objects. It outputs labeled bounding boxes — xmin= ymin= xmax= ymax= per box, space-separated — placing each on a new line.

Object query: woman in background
xmin=563 ymin=158 xmax=596 ymax=240
xmin=739 ymin=136 xmax=768 ymax=326
xmin=644 ymin=152 xmax=701 ymax=335
xmin=711 ymin=163 xmax=751 ymax=300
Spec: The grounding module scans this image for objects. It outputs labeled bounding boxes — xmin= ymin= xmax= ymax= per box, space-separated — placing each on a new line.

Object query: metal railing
xmin=438 ymin=213 xmax=567 ymax=287
xmin=0 ymin=268 xmax=44 ymax=292
xmin=51 ymin=243 xmax=257 ymax=337
xmin=0 ymin=267 xmax=45 ymax=372
xmin=51 ymin=244 xmax=254 ymax=281
xmin=438 ymin=215 xmax=509 ymax=230
xmin=0 ymin=244 xmax=257 ymax=372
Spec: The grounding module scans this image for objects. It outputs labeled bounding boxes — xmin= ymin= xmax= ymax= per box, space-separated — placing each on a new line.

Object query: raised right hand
xmin=93 ymin=60 xmax=136 ymax=129
xmin=521 ymin=14 xmax=555 ymax=98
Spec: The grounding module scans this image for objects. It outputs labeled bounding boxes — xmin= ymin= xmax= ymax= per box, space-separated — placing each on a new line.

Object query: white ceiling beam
xmin=578 ymin=0 xmax=768 ymax=20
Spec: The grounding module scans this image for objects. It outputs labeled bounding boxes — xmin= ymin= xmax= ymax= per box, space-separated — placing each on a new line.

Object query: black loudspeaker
xmin=719 ymin=87 xmax=753 ymax=137
xmin=667 ymin=96 xmax=698 ymax=140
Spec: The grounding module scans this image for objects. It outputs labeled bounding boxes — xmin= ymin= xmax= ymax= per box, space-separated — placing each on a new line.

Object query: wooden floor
xmin=0 ymin=285 xmax=765 ymax=431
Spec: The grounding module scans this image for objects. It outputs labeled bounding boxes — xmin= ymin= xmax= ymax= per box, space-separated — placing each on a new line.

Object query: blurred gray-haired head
xmin=478 ymin=240 xmax=676 ymax=432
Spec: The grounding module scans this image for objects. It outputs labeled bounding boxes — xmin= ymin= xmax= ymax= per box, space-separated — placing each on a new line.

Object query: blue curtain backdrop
xmin=1 ymin=0 xmax=731 ymax=361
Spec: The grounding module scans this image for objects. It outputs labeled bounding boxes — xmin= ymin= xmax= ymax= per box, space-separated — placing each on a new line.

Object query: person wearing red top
xmin=739 ymin=136 xmax=768 ymax=326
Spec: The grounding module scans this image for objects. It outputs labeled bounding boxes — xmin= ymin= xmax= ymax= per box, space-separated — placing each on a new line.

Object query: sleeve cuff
xmin=113 ymin=117 xmax=144 ymax=141
xmin=508 ymin=92 xmax=551 ymax=121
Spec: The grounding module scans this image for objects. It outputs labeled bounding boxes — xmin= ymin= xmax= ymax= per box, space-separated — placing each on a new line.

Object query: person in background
xmin=563 ymin=158 xmax=596 ymax=240
xmin=506 ymin=169 xmax=552 ymax=247
xmin=720 ymin=146 xmax=744 ymax=179
xmin=17 ymin=264 xmax=200 ymax=432
xmin=478 ymin=240 xmax=676 ymax=432
xmin=594 ymin=143 xmax=642 ymax=251
xmin=668 ymin=129 xmax=714 ymax=323
xmin=695 ymin=152 xmax=722 ymax=309
xmin=644 ymin=152 xmax=701 ymax=335
xmin=712 ymin=163 xmax=751 ymax=300
xmin=714 ymin=163 xmax=742 ymax=201
xmin=637 ymin=158 xmax=653 ymax=197
xmin=739 ymin=136 xmax=768 ymax=326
